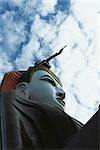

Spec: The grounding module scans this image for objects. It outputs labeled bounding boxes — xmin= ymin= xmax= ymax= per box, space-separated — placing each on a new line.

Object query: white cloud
xmin=15 ymin=36 xmax=40 ymax=70
xmin=32 ymin=15 xmax=52 ymax=39
xmin=97 ymin=10 xmax=100 ymax=71
xmin=10 ymin=0 xmax=24 ymax=6
xmin=38 ymin=0 xmax=57 ymax=16
xmin=0 ymin=52 xmax=13 ymax=81
xmin=71 ymin=1 xmax=97 ymax=31
xmin=64 ymin=95 xmax=96 ymax=124
xmin=1 ymin=11 xmax=26 ymax=56
xmin=73 ymin=68 xmax=99 ymax=106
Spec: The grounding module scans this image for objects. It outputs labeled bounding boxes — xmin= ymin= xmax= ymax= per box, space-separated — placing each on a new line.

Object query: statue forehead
xmin=28 ymin=65 xmax=62 ymax=86
xmin=30 ymin=70 xmax=62 ymax=87
xmin=30 ymin=70 xmax=52 ymax=78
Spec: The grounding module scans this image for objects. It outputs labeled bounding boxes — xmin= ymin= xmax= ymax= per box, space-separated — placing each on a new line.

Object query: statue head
xmin=1 ymin=46 xmax=67 ymax=111
xmin=16 ymin=61 xmax=65 ymax=111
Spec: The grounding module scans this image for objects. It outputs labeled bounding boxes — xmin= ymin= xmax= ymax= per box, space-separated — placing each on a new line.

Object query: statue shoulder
xmin=70 ymin=117 xmax=84 ymax=130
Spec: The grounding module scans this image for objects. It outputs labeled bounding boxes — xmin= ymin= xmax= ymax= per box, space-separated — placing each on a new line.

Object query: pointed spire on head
xmin=34 ymin=45 xmax=67 ymax=69
xmin=46 ymin=45 xmax=67 ymax=63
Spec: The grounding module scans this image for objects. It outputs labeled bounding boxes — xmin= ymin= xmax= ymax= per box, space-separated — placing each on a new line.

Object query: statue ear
xmin=16 ymin=82 xmax=29 ymax=98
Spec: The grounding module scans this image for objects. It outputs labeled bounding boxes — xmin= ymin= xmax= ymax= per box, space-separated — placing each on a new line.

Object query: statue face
xmin=16 ymin=70 xmax=65 ymax=111
xmin=28 ymin=70 xmax=65 ymax=110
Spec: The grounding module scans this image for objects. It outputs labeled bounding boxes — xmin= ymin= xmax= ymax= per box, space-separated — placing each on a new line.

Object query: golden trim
xmin=29 ymin=65 xmax=62 ymax=87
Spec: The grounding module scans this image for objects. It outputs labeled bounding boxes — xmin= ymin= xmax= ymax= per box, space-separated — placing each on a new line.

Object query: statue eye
xmin=46 ymin=78 xmax=56 ymax=86
xmin=40 ymin=77 xmax=56 ymax=86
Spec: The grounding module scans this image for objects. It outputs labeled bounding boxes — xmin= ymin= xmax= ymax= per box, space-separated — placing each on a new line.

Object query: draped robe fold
xmin=1 ymin=90 xmax=83 ymax=149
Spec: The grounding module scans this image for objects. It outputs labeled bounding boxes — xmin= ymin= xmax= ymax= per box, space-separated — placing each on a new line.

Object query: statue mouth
xmin=56 ymin=97 xmax=65 ymax=106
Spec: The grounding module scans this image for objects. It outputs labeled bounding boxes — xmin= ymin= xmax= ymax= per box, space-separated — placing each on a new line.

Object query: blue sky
xmin=0 ymin=0 xmax=100 ymax=124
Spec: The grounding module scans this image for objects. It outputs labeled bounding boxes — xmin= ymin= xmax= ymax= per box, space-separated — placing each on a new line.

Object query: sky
xmin=0 ymin=0 xmax=100 ymax=124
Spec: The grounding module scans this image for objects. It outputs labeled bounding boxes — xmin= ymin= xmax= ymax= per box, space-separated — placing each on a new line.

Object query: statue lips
xmin=56 ymin=97 xmax=65 ymax=106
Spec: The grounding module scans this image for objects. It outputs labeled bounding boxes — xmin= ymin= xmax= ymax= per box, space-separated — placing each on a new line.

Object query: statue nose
xmin=56 ymin=88 xmax=65 ymax=100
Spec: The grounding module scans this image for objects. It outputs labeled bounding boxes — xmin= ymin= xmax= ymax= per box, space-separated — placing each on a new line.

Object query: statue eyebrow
xmin=40 ymin=75 xmax=61 ymax=87
xmin=40 ymin=75 xmax=54 ymax=81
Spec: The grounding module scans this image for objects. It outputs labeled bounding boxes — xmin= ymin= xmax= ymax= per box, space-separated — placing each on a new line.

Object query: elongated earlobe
xmin=16 ymin=82 xmax=29 ymax=98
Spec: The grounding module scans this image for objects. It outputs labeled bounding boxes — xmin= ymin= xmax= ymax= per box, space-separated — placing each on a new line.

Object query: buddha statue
xmin=0 ymin=47 xmax=83 ymax=149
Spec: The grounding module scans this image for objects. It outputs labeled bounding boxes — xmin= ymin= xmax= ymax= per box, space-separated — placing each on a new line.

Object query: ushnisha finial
xmin=35 ymin=45 xmax=67 ymax=68
xmin=46 ymin=45 xmax=67 ymax=62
